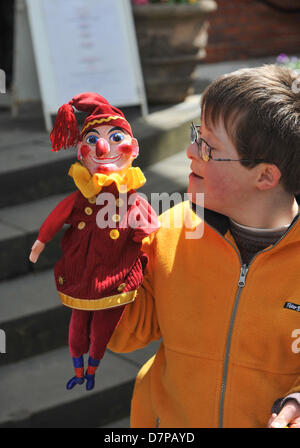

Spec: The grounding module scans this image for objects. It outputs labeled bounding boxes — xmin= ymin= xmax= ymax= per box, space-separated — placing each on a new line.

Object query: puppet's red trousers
xmin=68 ymin=306 xmax=125 ymax=360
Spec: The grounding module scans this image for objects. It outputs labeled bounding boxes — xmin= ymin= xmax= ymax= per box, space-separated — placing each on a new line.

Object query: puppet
xmin=29 ymin=93 xmax=159 ymax=391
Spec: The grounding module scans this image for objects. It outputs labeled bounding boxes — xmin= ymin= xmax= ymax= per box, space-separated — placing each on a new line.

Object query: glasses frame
xmin=190 ymin=123 xmax=266 ymax=164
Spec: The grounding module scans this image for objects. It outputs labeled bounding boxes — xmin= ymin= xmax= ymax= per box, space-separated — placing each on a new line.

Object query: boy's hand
xmin=267 ymin=401 xmax=300 ymax=428
xmin=29 ymin=240 xmax=45 ymax=263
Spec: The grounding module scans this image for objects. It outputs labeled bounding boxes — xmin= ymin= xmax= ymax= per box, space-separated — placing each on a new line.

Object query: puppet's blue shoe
xmin=66 ymin=376 xmax=84 ymax=390
xmin=85 ymin=372 xmax=95 ymax=391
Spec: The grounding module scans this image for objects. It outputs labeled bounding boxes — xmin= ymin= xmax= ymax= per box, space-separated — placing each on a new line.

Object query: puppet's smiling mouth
xmin=91 ymin=155 xmax=122 ymax=164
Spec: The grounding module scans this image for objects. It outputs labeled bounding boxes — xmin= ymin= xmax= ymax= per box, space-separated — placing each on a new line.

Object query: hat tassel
xmin=50 ymin=103 xmax=80 ymax=152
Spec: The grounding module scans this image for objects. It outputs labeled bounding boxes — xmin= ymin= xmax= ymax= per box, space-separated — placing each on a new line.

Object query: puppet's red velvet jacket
xmin=37 ymin=180 xmax=159 ymax=311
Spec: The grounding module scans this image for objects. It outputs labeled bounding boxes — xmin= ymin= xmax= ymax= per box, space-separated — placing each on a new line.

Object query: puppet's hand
xmin=29 ymin=240 xmax=45 ymax=263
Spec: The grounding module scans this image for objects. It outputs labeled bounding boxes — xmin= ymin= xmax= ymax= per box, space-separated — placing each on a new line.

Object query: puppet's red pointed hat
xmin=50 ymin=92 xmax=133 ymax=152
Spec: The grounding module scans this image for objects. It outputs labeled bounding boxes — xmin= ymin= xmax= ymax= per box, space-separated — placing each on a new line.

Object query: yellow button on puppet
xmin=110 ymin=229 xmax=120 ymax=240
xmin=58 ymin=276 xmax=64 ymax=286
xmin=117 ymin=283 xmax=126 ymax=292
xmin=84 ymin=207 xmax=93 ymax=215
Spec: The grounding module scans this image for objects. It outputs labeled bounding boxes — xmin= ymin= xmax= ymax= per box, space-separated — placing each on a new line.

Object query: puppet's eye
xmin=109 ymin=132 xmax=124 ymax=143
xmin=86 ymin=135 xmax=98 ymax=145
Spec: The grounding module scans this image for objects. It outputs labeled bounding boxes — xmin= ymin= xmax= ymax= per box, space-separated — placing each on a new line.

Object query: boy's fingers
xmin=270 ymin=403 xmax=298 ymax=428
xmin=288 ymin=415 xmax=300 ymax=428
xmin=267 ymin=413 xmax=277 ymax=428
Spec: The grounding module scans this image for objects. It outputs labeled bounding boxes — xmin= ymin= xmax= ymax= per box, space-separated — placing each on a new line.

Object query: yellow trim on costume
xmin=58 ymin=289 xmax=137 ymax=311
xmin=68 ymin=162 xmax=146 ymax=198
xmin=80 ymin=116 xmax=126 ymax=135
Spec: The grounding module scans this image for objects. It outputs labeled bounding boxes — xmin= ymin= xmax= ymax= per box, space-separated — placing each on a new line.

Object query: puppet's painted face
xmin=77 ymin=125 xmax=139 ymax=176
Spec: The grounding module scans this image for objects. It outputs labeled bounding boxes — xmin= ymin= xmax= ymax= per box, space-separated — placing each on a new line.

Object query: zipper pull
xmin=238 ymin=264 xmax=248 ymax=287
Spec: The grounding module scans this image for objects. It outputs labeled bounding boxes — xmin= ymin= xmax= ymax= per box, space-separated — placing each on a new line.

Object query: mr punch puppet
xmin=30 ymin=93 xmax=159 ymax=391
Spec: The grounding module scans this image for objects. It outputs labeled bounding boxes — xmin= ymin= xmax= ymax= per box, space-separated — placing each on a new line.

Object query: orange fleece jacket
xmin=108 ymin=201 xmax=300 ymax=428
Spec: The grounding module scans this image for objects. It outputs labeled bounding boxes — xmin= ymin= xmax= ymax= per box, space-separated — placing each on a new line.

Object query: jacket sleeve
xmin=272 ymin=383 xmax=300 ymax=414
xmin=286 ymin=377 xmax=300 ymax=396
xmin=108 ymin=232 xmax=161 ymax=353
xmin=37 ymin=191 xmax=78 ymax=244
xmin=272 ymin=395 xmax=300 ymax=415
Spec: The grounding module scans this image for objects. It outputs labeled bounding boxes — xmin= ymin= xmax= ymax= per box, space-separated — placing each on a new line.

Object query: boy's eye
xmin=86 ymin=135 xmax=99 ymax=145
xmin=109 ymin=132 xmax=124 ymax=143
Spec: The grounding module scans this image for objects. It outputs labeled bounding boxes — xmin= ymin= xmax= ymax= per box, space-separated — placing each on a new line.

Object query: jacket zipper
xmin=218 ymin=262 xmax=248 ymax=428
xmin=216 ymin=214 xmax=300 ymax=428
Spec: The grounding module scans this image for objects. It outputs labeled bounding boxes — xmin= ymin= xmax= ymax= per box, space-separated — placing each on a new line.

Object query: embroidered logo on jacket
xmin=284 ymin=302 xmax=300 ymax=312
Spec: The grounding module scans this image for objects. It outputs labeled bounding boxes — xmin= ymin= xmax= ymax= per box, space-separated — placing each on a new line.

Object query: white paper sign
xmin=17 ymin=0 xmax=147 ymax=130
xmin=42 ymin=0 xmax=142 ymax=106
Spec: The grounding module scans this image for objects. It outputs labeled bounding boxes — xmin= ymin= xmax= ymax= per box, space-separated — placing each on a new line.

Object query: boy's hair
xmin=201 ymin=64 xmax=300 ymax=195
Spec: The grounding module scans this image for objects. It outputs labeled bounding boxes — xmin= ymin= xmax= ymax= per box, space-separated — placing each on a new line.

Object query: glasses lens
xmin=201 ymin=140 xmax=210 ymax=162
xmin=190 ymin=124 xmax=198 ymax=144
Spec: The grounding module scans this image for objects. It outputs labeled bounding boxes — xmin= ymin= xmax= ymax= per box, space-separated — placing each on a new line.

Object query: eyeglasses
xmin=190 ymin=123 xmax=265 ymax=163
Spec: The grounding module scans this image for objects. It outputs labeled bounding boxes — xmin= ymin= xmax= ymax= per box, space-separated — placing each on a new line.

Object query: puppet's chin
xmin=96 ymin=166 xmax=111 ymax=174
xmin=95 ymin=164 xmax=132 ymax=177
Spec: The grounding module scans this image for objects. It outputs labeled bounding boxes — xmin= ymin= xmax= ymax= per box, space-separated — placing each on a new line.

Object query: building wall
xmin=205 ymin=0 xmax=300 ymax=62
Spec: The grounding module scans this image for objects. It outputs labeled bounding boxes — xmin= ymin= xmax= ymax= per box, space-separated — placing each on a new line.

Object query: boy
xmin=108 ymin=65 xmax=300 ymax=428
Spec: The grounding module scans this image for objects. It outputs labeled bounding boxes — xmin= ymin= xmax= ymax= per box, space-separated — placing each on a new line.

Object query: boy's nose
xmin=186 ymin=144 xmax=194 ymax=160
xmin=96 ymin=138 xmax=110 ymax=157
xmin=186 ymin=142 xmax=200 ymax=161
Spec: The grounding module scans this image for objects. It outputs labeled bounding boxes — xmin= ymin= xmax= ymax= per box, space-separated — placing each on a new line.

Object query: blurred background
xmin=0 ymin=0 xmax=299 ymax=429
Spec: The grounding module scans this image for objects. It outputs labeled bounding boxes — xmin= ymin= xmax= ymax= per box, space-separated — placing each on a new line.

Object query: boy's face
xmin=77 ymin=124 xmax=138 ymax=176
xmin=186 ymin=118 xmax=259 ymax=217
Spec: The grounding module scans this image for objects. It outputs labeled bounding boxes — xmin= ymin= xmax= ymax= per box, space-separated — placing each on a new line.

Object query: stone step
xmin=0 ymin=149 xmax=190 ymax=281
xmin=100 ymin=416 xmax=130 ymax=428
xmin=0 ymin=95 xmax=200 ymax=208
xmin=0 ymin=341 xmax=160 ymax=428
xmin=0 ymin=269 xmax=70 ymax=364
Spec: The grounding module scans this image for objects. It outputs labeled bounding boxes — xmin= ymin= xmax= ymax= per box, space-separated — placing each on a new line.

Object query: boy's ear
xmin=256 ymin=164 xmax=282 ymax=191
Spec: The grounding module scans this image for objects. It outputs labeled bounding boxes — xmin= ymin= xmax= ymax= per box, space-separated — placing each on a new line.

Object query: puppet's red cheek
xmin=118 ymin=143 xmax=133 ymax=156
xmin=81 ymin=145 xmax=91 ymax=158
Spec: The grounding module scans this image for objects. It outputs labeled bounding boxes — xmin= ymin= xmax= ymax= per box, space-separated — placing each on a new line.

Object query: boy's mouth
xmin=190 ymin=172 xmax=203 ymax=180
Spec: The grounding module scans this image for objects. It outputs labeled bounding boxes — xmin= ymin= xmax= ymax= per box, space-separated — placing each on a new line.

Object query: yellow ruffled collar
xmin=68 ymin=162 xmax=146 ymax=198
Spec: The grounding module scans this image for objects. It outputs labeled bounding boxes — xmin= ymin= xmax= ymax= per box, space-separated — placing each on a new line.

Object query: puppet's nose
xmin=96 ymin=138 xmax=110 ymax=157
